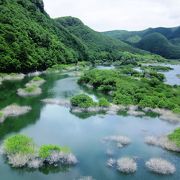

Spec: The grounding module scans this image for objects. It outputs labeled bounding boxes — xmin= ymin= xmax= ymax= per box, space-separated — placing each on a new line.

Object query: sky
xmin=43 ymin=0 xmax=180 ymax=32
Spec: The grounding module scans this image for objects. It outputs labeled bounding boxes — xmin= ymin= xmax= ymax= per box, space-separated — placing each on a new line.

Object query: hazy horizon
xmin=43 ymin=0 xmax=180 ymax=31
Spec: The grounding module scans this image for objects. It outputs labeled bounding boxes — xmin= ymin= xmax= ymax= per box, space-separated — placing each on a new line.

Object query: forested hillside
xmin=0 ymin=0 xmax=90 ymax=72
xmin=55 ymin=16 xmax=145 ymax=61
xmin=0 ymin=0 xmax=147 ymax=73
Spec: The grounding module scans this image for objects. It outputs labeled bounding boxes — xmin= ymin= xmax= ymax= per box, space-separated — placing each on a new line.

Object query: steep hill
xmin=103 ymin=27 xmax=180 ymax=59
xmin=0 ymin=0 xmax=90 ymax=72
xmin=55 ymin=17 xmax=146 ymax=61
xmin=0 ymin=0 xmax=147 ymax=73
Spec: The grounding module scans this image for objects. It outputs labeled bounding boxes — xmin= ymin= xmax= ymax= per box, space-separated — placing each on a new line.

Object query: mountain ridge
xmin=103 ymin=26 xmax=180 ymax=59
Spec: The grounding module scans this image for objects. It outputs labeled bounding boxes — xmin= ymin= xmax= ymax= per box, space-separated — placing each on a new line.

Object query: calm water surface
xmin=0 ymin=71 xmax=179 ymax=180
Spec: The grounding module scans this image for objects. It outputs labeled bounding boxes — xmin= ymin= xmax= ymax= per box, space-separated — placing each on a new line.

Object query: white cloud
xmin=43 ymin=0 xmax=180 ymax=31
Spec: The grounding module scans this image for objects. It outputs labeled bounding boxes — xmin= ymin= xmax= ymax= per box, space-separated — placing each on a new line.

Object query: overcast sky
xmin=43 ymin=0 xmax=180 ymax=32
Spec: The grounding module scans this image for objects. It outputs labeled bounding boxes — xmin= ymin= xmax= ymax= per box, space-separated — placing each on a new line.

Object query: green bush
xmin=32 ymin=76 xmax=43 ymax=81
xmin=70 ymin=94 xmax=95 ymax=108
xmin=3 ymin=135 xmax=35 ymax=155
xmin=24 ymin=85 xmax=37 ymax=93
xmin=39 ymin=145 xmax=71 ymax=159
xmin=168 ymin=128 xmax=180 ymax=147
xmin=98 ymin=98 xmax=110 ymax=107
xmin=0 ymin=111 xmax=4 ymax=118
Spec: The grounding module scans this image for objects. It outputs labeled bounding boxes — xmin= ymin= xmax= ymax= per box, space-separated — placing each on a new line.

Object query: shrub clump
xmin=26 ymin=76 xmax=45 ymax=87
xmin=39 ymin=145 xmax=62 ymax=159
xmin=70 ymin=94 xmax=95 ymax=108
xmin=32 ymin=76 xmax=43 ymax=81
xmin=168 ymin=128 xmax=180 ymax=147
xmin=17 ymin=76 xmax=45 ymax=97
xmin=98 ymin=98 xmax=110 ymax=107
xmin=17 ymin=85 xmax=41 ymax=97
xmin=146 ymin=158 xmax=176 ymax=175
xmin=117 ymin=157 xmax=137 ymax=173
xmin=3 ymin=135 xmax=35 ymax=155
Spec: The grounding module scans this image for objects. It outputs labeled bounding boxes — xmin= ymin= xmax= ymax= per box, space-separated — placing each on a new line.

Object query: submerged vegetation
xmin=79 ymin=68 xmax=180 ymax=113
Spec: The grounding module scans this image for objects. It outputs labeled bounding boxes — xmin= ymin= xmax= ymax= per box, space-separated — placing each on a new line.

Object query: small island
xmin=17 ymin=76 xmax=45 ymax=97
xmin=2 ymin=134 xmax=77 ymax=168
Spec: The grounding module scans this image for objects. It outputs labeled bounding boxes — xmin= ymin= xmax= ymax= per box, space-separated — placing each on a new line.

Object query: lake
xmin=0 ymin=69 xmax=180 ymax=180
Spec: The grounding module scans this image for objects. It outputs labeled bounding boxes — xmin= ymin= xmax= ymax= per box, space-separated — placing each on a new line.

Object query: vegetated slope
xmin=103 ymin=26 xmax=180 ymax=59
xmin=137 ymin=33 xmax=180 ymax=59
xmin=55 ymin=16 xmax=146 ymax=61
xmin=0 ymin=0 xmax=147 ymax=73
xmin=0 ymin=0 xmax=88 ymax=72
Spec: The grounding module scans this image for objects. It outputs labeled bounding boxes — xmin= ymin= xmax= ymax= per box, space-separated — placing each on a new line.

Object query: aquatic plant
xmin=145 ymin=158 xmax=176 ymax=175
xmin=117 ymin=157 xmax=137 ymax=173
xmin=168 ymin=128 xmax=180 ymax=147
xmin=3 ymin=135 xmax=36 ymax=155
xmin=70 ymin=94 xmax=95 ymax=108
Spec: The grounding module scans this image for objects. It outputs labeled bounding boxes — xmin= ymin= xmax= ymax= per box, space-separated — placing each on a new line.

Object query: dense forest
xmin=0 ymin=0 xmax=166 ymax=73
xmin=0 ymin=0 xmax=89 ymax=72
xmin=55 ymin=17 xmax=146 ymax=61
xmin=103 ymin=27 xmax=180 ymax=59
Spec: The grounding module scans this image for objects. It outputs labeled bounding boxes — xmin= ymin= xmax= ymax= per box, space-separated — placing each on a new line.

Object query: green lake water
xmin=0 ymin=70 xmax=180 ymax=180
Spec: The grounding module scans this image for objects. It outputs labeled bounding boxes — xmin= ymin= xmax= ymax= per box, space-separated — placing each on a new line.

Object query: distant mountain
xmin=55 ymin=16 xmax=145 ymax=61
xmin=103 ymin=27 xmax=180 ymax=59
